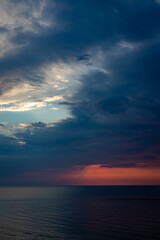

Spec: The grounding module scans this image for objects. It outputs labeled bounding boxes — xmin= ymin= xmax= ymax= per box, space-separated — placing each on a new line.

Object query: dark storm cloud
xmin=1 ymin=0 xmax=160 ymax=88
xmin=0 ymin=0 xmax=160 ymax=183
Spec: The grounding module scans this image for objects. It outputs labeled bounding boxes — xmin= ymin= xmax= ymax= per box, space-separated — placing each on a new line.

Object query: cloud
xmin=0 ymin=0 xmax=160 ymax=184
xmin=0 ymin=96 xmax=64 ymax=112
xmin=0 ymin=0 xmax=55 ymax=60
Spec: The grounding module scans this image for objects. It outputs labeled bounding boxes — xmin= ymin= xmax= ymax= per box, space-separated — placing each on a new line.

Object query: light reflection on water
xmin=0 ymin=186 xmax=160 ymax=240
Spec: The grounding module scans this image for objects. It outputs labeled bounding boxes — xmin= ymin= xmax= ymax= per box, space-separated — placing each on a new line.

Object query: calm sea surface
xmin=0 ymin=186 xmax=160 ymax=240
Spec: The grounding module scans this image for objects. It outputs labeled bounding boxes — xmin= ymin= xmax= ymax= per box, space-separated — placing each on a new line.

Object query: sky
xmin=0 ymin=0 xmax=160 ymax=185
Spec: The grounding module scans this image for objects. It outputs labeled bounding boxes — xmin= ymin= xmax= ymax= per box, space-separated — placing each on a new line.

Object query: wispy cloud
xmin=0 ymin=95 xmax=64 ymax=112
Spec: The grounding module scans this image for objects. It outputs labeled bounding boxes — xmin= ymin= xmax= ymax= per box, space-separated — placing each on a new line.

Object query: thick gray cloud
xmin=0 ymin=0 xmax=160 ymax=184
xmin=1 ymin=0 xmax=159 ymax=87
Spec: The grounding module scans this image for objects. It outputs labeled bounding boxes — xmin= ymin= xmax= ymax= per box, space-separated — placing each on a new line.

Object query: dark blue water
xmin=0 ymin=186 xmax=160 ymax=240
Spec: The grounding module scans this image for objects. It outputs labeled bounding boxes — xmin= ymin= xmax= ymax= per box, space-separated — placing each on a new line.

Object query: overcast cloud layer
xmin=0 ymin=0 xmax=160 ymax=185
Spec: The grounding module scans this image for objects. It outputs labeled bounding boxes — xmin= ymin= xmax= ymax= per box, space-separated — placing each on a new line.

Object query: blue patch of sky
xmin=0 ymin=104 xmax=71 ymax=125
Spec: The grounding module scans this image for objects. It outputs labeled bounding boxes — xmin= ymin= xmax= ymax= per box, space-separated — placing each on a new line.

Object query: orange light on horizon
xmin=53 ymin=164 xmax=160 ymax=185
xmin=3 ymin=164 xmax=160 ymax=185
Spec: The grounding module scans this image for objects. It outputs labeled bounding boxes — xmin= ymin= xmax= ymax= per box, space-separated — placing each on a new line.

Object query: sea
xmin=0 ymin=186 xmax=159 ymax=240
